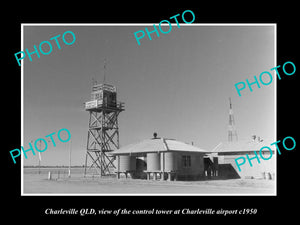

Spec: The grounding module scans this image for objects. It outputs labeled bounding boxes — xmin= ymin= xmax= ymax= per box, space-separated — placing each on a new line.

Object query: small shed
xmin=111 ymin=136 xmax=209 ymax=181
xmin=212 ymin=140 xmax=276 ymax=179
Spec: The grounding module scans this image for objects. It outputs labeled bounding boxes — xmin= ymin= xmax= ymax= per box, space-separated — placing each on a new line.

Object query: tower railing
xmin=85 ymin=100 xmax=124 ymax=111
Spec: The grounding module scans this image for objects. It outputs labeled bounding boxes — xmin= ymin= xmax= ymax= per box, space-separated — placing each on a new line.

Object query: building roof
xmin=212 ymin=140 xmax=276 ymax=153
xmin=111 ymin=138 xmax=208 ymax=155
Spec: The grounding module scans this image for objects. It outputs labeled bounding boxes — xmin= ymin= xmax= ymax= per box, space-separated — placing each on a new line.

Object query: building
xmin=212 ymin=138 xmax=276 ymax=179
xmin=111 ymin=134 xmax=209 ymax=181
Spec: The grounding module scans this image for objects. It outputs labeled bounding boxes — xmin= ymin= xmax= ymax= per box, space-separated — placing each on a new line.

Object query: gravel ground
xmin=23 ymin=168 xmax=276 ymax=195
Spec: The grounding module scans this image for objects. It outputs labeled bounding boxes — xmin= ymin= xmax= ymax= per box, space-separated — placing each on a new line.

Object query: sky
xmin=22 ymin=24 xmax=275 ymax=166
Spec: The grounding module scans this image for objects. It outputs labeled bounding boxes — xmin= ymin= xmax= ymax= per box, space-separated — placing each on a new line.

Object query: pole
xmin=68 ymin=139 xmax=72 ymax=178
xmin=103 ymin=58 xmax=107 ymax=84
xmin=38 ymin=140 xmax=41 ymax=174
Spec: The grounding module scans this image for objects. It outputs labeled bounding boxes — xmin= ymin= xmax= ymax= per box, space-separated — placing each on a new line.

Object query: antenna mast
xmin=228 ymin=97 xmax=238 ymax=142
xmin=103 ymin=58 xmax=107 ymax=84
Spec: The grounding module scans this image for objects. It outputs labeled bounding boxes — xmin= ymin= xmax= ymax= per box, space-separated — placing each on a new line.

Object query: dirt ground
xmin=23 ymin=168 xmax=275 ymax=195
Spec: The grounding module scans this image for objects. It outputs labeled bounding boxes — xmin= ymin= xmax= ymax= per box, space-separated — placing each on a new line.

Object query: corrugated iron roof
xmin=212 ymin=140 xmax=276 ymax=153
xmin=111 ymin=138 xmax=208 ymax=155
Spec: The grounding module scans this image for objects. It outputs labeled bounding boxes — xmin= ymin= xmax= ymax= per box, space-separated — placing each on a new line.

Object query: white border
xmin=21 ymin=24 xmax=24 ymax=195
xmin=21 ymin=23 xmax=277 ymax=196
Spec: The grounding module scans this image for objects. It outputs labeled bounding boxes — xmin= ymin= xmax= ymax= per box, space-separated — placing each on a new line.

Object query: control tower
xmin=84 ymin=82 xmax=124 ymax=176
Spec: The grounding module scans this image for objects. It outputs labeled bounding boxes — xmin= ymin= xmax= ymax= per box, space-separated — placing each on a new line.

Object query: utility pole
xmin=68 ymin=139 xmax=72 ymax=178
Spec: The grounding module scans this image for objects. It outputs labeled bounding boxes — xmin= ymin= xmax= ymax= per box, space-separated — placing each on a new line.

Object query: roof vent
xmin=153 ymin=132 xmax=158 ymax=139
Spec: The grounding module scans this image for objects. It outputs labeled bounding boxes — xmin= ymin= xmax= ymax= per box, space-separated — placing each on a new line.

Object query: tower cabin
xmin=85 ymin=83 xmax=120 ymax=110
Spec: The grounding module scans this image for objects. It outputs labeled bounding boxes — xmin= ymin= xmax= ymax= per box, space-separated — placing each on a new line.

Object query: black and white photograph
xmin=21 ymin=24 xmax=276 ymax=195
xmin=4 ymin=5 xmax=298 ymax=221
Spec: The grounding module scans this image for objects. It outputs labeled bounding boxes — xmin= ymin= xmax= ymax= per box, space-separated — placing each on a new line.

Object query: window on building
xmin=182 ymin=155 xmax=191 ymax=167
